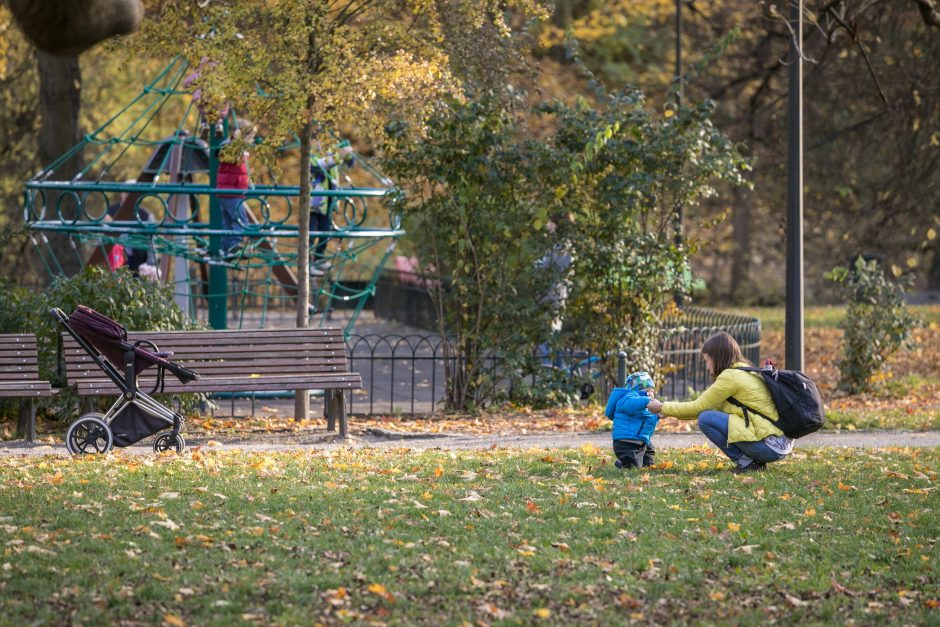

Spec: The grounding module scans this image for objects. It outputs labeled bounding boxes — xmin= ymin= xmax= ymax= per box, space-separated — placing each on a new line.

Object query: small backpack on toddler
xmin=728 ymin=366 xmax=825 ymax=439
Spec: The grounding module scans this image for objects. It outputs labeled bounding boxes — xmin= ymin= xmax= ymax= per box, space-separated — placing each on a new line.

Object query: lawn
xmin=1 ymin=446 xmax=937 ymax=625
xmin=729 ymin=304 xmax=940 ymax=333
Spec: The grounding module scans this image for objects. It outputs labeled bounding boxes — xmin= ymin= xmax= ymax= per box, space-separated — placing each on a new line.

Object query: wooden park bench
xmin=60 ymin=327 xmax=361 ymax=436
xmin=0 ymin=334 xmax=55 ymax=442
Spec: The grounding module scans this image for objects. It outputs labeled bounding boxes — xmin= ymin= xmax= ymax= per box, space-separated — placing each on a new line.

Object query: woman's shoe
xmin=730 ymin=462 xmax=766 ymax=475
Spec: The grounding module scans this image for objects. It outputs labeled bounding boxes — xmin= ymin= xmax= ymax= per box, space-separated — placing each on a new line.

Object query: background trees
xmin=2 ymin=1 xmax=937 ymax=302
xmin=540 ymin=0 xmax=940 ymax=302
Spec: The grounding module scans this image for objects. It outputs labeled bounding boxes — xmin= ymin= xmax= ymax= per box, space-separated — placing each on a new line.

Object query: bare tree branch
xmin=825 ymin=7 xmax=889 ymax=105
xmin=911 ymin=0 xmax=940 ymax=27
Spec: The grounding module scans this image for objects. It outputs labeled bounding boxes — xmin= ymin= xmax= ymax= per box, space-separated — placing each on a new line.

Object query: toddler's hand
xmin=646 ymin=399 xmax=663 ymax=413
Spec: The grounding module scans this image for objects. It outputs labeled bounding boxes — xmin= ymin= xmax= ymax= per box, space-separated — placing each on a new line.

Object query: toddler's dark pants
xmin=613 ymin=439 xmax=656 ymax=468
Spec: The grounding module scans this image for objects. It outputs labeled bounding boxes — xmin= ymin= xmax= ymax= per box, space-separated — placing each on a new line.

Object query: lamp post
xmin=784 ymin=0 xmax=804 ymax=370
xmin=673 ymin=0 xmax=684 ymax=306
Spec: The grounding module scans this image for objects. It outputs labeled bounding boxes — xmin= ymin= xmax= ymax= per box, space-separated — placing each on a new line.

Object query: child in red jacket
xmin=217 ymin=123 xmax=255 ymax=256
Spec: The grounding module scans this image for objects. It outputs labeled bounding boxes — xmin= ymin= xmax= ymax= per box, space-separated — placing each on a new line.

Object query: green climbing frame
xmin=23 ymin=58 xmax=403 ymax=334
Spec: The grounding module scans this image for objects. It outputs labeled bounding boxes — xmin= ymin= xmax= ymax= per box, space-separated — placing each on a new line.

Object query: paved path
xmin=3 ymin=430 xmax=938 ymax=457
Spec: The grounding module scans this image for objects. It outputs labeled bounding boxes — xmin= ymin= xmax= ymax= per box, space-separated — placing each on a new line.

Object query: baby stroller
xmin=52 ymin=306 xmax=199 ymax=455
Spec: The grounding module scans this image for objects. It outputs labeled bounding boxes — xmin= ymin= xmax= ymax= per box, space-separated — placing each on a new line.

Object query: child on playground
xmin=217 ymin=120 xmax=256 ymax=258
xmin=308 ymin=144 xmax=355 ymax=276
xmin=605 ymin=371 xmax=659 ymax=469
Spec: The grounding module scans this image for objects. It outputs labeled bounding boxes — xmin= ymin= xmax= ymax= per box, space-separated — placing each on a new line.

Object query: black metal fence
xmin=345 ymin=307 xmax=761 ymax=415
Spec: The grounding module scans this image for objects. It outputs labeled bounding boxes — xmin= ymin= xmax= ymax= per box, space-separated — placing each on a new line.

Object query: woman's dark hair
xmin=701 ymin=332 xmax=750 ymax=378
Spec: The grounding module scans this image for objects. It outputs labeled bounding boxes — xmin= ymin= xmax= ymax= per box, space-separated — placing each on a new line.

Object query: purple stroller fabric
xmin=69 ymin=306 xmax=197 ymax=383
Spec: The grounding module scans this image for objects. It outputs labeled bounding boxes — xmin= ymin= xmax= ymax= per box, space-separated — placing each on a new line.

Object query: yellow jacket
xmin=659 ymin=362 xmax=783 ymax=444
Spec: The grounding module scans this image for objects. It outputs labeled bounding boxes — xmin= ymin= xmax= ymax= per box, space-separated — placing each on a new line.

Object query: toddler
xmin=604 ymin=371 xmax=659 ymax=469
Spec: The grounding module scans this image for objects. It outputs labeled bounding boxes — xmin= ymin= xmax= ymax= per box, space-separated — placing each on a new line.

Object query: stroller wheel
xmin=153 ymin=433 xmax=185 ymax=453
xmin=65 ymin=414 xmax=113 ymax=455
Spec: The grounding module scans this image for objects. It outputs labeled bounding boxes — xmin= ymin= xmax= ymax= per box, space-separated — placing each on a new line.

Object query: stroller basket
xmin=52 ymin=305 xmax=197 ymax=454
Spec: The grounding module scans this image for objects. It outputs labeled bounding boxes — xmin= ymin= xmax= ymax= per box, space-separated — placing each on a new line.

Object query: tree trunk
xmin=729 ymin=186 xmax=752 ymax=302
xmin=37 ymin=51 xmax=83 ymax=276
xmin=928 ymin=237 xmax=940 ymax=290
xmin=548 ymin=0 xmax=574 ymax=62
xmin=293 ymin=106 xmax=313 ymax=422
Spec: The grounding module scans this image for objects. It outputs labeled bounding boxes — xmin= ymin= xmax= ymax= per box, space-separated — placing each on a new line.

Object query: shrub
xmin=826 ymin=257 xmax=919 ymax=393
xmin=537 ymin=91 xmax=748 ymax=378
xmin=0 ymin=266 xmax=202 ymax=423
xmin=382 ymin=90 xmax=748 ymax=410
xmin=382 ymin=99 xmax=560 ymax=410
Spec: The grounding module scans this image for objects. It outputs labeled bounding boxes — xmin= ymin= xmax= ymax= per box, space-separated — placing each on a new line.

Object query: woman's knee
xmin=697 ymin=410 xmax=723 ymax=430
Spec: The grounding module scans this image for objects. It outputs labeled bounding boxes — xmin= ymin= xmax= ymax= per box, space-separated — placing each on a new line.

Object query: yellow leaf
xmin=534 ymin=608 xmax=552 ymax=619
xmin=434 ymin=466 xmax=444 ymax=477
xmin=368 ymin=582 xmax=395 ymax=603
xmin=163 ymin=614 xmax=185 ymax=627
xmin=804 ymin=507 xmax=816 ymax=517
xmin=709 ymin=591 xmax=726 ymax=601
xmin=664 ymin=109 xmax=674 ymax=118
xmin=249 ymin=374 xmax=261 ymax=378
xmin=727 ymin=522 xmax=741 ymax=532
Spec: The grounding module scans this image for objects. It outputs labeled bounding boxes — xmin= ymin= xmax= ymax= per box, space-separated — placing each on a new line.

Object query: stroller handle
xmin=50 ymin=308 xmax=69 ymax=324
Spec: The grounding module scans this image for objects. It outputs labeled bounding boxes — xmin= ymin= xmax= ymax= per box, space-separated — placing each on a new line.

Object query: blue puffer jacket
xmin=605 ymin=387 xmax=659 ymax=445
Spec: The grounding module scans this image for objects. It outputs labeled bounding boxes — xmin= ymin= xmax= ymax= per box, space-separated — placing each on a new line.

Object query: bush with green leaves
xmin=0 ymin=266 xmax=201 ymax=422
xmin=383 ymin=89 xmax=747 ymax=410
xmin=533 ymin=91 xmax=748 ymax=379
xmin=383 ymin=99 xmax=560 ymax=410
xmin=826 ymin=257 xmax=919 ymax=393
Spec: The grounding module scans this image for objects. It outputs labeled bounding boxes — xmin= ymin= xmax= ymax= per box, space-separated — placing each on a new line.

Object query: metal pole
xmin=673 ymin=0 xmax=684 ymax=307
xmin=784 ymin=0 xmax=804 ymax=370
xmin=208 ymin=120 xmax=228 ymax=329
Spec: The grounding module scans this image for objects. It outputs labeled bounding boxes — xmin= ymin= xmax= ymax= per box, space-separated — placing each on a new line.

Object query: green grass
xmin=1 ymin=447 xmax=938 ymax=625
xmin=729 ymin=304 xmax=940 ymax=332
xmin=825 ymin=408 xmax=940 ymax=431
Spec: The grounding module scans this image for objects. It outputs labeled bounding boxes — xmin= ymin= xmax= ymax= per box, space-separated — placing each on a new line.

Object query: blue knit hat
xmin=625 ymin=371 xmax=654 ymax=391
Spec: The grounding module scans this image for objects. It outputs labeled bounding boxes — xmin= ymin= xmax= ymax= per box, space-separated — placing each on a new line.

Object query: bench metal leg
xmin=16 ymin=399 xmax=36 ymax=443
xmin=325 ymin=389 xmax=347 ymax=437
xmin=325 ymin=392 xmax=335 ymax=432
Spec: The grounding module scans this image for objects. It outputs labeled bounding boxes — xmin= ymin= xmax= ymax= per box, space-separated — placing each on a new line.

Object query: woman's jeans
xmin=697 ymin=410 xmax=788 ymax=468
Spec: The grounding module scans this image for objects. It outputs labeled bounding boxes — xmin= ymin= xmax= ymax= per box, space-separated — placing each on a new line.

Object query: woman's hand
xmin=646 ymin=398 xmax=663 ymax=413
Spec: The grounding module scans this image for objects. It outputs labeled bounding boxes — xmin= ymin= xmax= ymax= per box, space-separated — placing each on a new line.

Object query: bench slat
xmin=75 ymin=374 xmax=362 ymax=395
xmin=62 ymin=348 xmax=347 ymax=361
xmin=61 ymin=328 xmax=360 ymax=398
xmin=0 ymin=335 xmax=53 ymax=412
xmin=0 ymin=382 xmax=53 ymax=397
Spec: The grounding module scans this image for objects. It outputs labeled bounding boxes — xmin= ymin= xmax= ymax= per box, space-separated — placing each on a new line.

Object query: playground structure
xmin=22 ymin=58 xmax=403 ymax=333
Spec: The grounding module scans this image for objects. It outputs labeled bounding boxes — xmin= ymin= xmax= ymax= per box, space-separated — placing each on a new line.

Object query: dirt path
xmin=2 ymin=429 xmax=939 ymax=457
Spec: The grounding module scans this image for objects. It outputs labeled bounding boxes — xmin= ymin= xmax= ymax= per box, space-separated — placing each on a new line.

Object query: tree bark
xmin=729 ymin=186 xmax=752 ymax=302
xmin=293 ymin=107 xmax=313 ymax=422
xmin=928 ymin=237 xmax=940 ymax=290
xmin=37 ymin=51 xmax=83 ymax=276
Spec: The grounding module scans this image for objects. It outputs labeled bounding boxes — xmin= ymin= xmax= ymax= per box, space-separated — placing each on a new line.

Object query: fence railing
xmin=345 ymin=307 xmax=761 ymax=415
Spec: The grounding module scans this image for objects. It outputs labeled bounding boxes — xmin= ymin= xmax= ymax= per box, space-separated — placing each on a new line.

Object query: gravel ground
xmin=2 ymin=429 xmax=939 ymax=457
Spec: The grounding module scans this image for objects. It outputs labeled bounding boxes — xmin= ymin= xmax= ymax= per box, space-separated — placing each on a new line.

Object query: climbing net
xmin=23 ymin=57 xmax=403 ymax=334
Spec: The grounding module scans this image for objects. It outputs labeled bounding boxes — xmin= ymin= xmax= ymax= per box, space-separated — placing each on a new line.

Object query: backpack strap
xmin=729 ymin=366 xmax=778 ymax=429
xmin=727 ymin=396 xmax=774 ymax=429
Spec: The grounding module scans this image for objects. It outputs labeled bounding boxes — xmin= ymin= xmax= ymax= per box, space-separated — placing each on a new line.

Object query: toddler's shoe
xmin=614 ymin=459 xmax=623 ymax=469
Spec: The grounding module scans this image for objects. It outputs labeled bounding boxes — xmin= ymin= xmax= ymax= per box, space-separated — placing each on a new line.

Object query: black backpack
xmin=728 ymin=366 xmax=825 ymax=439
